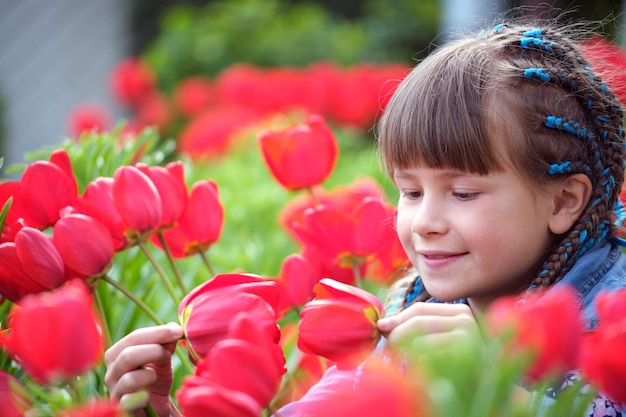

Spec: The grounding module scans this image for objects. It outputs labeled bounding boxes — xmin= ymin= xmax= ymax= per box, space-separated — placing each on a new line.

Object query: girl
xmin=104 ymin=19 xmax=626 ymax=416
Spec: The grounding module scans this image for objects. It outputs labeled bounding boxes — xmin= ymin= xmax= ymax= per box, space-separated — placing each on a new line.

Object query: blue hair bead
xmin=493 ymin=23 xmax=506 ymax=32
xmin=523 ymin=68 xmax=551 ymax=81
xmin=549 ymin=162 xmax=571 ymax=174
xmin=523 ymin=28 xmax=543 ymax=39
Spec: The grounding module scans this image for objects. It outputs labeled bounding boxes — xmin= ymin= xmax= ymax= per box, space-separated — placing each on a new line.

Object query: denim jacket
xmin=275 ymin=240 xmax=626 ymax=417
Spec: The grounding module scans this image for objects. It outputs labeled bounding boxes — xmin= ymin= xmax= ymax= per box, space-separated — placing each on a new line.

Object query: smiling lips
xmin=418 ymin=251 xmax=467 ymax=267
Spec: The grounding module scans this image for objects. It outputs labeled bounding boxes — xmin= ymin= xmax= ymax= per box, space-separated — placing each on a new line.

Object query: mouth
xmin=419 ymin=251 xmax=466 ymax=259
xmin=417 ymin=251 xmax=468 ymax=267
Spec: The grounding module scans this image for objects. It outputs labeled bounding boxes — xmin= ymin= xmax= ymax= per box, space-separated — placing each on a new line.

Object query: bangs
xmin=378 ymin=42 xmax=505 ymax=176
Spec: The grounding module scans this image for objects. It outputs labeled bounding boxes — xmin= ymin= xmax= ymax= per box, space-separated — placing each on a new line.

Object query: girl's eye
xmin=401 ymin=190 xmax=422 ymax=200
xmin=453 ymin=192 xmax=478 ymax=201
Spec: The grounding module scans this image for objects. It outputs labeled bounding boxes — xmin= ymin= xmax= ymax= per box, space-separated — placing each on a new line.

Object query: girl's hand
xmin=377 ymin=302 xmax=480 ymax=349
xmin=104 ymin=323 xmax=183 ymax=417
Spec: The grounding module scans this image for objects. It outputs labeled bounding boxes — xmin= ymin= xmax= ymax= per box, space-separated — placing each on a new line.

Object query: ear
xmin=548 ymin=174 xmax=592 ymax=235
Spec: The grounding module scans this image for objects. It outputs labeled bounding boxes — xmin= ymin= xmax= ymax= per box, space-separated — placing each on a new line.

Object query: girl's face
xmin=394 ymin=165 xmax=557 ymax=309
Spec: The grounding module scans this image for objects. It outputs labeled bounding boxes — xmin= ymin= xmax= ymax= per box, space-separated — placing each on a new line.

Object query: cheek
xmin=395 ymin=210 xmax=414 ymax=246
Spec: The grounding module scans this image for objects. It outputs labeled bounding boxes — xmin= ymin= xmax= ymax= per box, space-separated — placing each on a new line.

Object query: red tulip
xmin=71 ymin=177 xmax=130 ymax=251
xmin=195 ymin=313 xmax=286 ymax=408
xmin=135 ymin=91 xmax=172 ymax=131
xmin=18 ymin=149 xmax=78 ymax=229
xmin=109 ymin=58 xmax=156 ymax=107
xmin=158 ymin=180 xmax=224 ymax=258
xmin=0 ymin=226 xmax=66 ymax=302
xmin=0 ymin=280 xmax=104 ymax=384
xmin=271 ymin=253 xmax=318 ymax=316
xmin=302 ymin=358 xmax=430 ymax=417
xmin=0 ymin=181 xmax=26 ymax=239
xmin=112 ymin=165 xmax=162 ymax=240
xmin=580 ymin=289 xmax=626 ymax=402
xmin=0 ymin=370 xmax=31 ymax=417
xmin=298 ymin=278 xmax=385 ymax=369
xmin=174 ymin=76 xmax=217 ymax=118
xmin=180 ymin=273 xmax=280 ymax=314
xmin=582 ymin=36 xmax=626 ymax=105
xmin=178 ymin=105 xmax=260 ymax=159
xmin=486 ymin=285 xmax=583 ymax=383
xmin=179 ymin=274 xmax=280 ymax=362
xmin=177 ymin=376 xmax=261 ymax=417
xmin=136 ymin=161 xmax=187 ymax=230
xmin=52 ymin=213 xmax=115 ymax=279
xmin=258 ymin=114 xmax=338 ymax=191
xmin=67 ymin=103 xmax=111 ymax=138
xmin=291 ymin=196 xmax=391 ymax=269
xmin=54 ymin=399 xmax=126 ymax=417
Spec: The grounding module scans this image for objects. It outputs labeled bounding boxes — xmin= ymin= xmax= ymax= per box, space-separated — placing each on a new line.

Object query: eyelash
xmin=452 ymin=192 xmax=478 ymax=201
xmin=400 ymin=191 xmax=478 ymax=201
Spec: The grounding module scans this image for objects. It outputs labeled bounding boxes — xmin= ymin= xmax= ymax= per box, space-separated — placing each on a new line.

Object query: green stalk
xmin=352 ymin=262 xmax=363 ymax=288
xmin=305 ymin=186 xmax=321 ymax=206
xmin=156 ymin=231 xmax=187 ymax=294
xmin=198 ymin=251 xmax=215 ymax=277
xmin=101 ymin=275 xmax=163 ymax=326
xmin=92 ymin=288 xmax=112 ymax=348
xmin=138 ymin=240 xmax=181 ymax=305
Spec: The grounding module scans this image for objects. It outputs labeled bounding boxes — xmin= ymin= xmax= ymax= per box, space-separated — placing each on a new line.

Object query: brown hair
xmin=377 ymin=20 xmax=625 ymax=303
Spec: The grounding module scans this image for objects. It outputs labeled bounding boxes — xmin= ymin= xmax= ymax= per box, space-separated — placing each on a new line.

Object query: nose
xmin=411 ymin=195 xmax=448 ymax=236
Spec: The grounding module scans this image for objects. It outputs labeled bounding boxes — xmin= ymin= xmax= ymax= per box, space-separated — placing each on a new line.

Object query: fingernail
xmin=377 ymin=317 xmax=394 ymax=330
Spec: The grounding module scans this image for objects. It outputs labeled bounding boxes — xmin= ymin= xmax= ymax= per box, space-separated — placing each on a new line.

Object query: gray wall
xmin=0 ymin=0 xmax=130 ymax=175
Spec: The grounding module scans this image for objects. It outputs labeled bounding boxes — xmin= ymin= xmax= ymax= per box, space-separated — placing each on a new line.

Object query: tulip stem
xmin=305 ymin=186 xmax=321 ymax=206
xmin=101 ymin=274 xmax=163 ymax=326
xmin=157 ymin=231 xmax=187 ymax=294
xmin=139 ymin=241 xmax=181 ymax=305
xmin=92 ymin=287 xmax=112 ymax=348
xmin=353 ymin=263 xmax=363 ymax=288
xmin=198 ymin=250 xmax=216 ymax=277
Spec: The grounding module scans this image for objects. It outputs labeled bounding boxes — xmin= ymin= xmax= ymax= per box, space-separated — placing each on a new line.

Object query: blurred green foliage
xmin=142 ymin=0 xmax=439 ymax=91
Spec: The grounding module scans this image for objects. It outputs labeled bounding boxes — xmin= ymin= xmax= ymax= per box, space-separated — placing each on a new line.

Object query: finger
xmin=109 ymin=367 xmax=158 ymax=399
xmin=104 ymin=344 xmax=172 ymax=391
xmin=385 ymin=315 xmax=453 ymax=346
xmin=105 ymin=323 xmax=183 ymax=364
xmin=378 ymin=302 xmax=473 ymax=332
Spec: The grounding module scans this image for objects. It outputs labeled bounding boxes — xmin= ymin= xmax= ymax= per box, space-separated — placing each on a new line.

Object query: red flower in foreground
xmin=54 ymin=399 xmax=127 ymax=417
xmin=485 ymin=285 xmax=583 ymax=383
xmin=298 ymin=278 xmax=385 ymax=369
xmin=0 ymin=280 xmax=104 ymax=384
xmin=0 ymin=370 xmax=31 ymax=417
xmin=580 ymin=289 xmax=626 ymax=402
xmin=178 ymin=273 xmax=280 ymax=362
xmin=303 ymin=357 xmax=431 ymax=417
xmin=191 ymin=313 xmax=286 ymax=408
xmin=258 ymin=114 xmax=338 ymax=191
xmin=18 ymin=149 xmax=78 ymax=229
xmin=0 ymin=226 xmax=66 ymax=302
xmin=52 ymin=213 xmax=115 ymax=279
xmin=176 ymin=378 xmax=261 ymax=417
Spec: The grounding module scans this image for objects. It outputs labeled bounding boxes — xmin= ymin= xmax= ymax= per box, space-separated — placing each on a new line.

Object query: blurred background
xmin=1 ymin=0 xmax=625 ymax=175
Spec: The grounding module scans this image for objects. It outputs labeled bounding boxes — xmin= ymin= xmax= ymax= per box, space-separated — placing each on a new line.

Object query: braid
xmin=484 ymin=24 xmax=625 ymax=290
